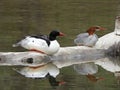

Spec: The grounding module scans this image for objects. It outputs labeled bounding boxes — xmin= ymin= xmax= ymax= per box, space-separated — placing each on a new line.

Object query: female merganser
xmin=13 ymin=30 xmax=65 ymax=55
xmin=74 ymin=26 xmax=106 ymax=47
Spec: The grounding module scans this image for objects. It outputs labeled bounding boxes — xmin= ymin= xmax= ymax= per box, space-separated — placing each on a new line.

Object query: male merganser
xmin=74 ymin=26 xmax=106 ymax=47
xmin=13 ymin=30 xmax=65 ymax=55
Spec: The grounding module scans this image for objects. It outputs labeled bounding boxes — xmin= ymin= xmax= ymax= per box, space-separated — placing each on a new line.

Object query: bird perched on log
xmin=74 ymin=26 xmax=106 ymax=47
xmin=13 ymin=30 xmax=65 ymax=55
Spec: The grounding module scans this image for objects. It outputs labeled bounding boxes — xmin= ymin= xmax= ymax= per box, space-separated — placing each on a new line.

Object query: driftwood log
xmin=0 ymin=46 xmax=105 ymax=68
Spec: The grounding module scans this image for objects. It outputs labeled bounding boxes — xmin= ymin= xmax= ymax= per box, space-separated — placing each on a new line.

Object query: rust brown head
xmin=86 ymin=26 xmax=106 ymax=35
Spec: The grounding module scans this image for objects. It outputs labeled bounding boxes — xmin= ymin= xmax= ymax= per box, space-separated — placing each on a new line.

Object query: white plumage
xmin=13 ymin=36 xmax=60 ymax=55
xmin=74 ymin=33 xmax=98 ymax=47
xmin=13 ymin=30 xmax=64 ymax=55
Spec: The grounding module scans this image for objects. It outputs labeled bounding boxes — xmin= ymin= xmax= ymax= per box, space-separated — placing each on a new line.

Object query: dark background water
xmin=0 ymin=0 xmax=120 ymax=90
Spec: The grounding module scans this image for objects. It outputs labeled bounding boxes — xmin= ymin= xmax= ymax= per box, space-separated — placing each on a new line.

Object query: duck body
xmin=13 ymin=31 xmax=64 ymax=55
xmin=74 ymin=33 xmax=98 ymax=47
xmin=74 ymin=26 xmax=106 ymax=47
xmin=14 ymin=36 xmax=60 ymax=55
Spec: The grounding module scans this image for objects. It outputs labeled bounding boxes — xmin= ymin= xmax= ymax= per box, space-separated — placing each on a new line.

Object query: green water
xmin=0 ymin=0 xmax=120 ymax=90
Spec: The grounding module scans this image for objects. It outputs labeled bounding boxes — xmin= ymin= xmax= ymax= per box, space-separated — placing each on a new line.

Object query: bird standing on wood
xmin=74 ymin=26 xmax=105 ymax=83
xmin=13 ymin=30 xmax=65 ymax=55
xmin=74 ymin=26 xmax=106 ymax=47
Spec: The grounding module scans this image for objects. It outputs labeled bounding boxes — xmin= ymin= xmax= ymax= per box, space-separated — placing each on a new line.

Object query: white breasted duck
xmin=74 ymin=26 xmax=106 ymax=47
xmin=13 ymin=30 xmax=65 ymax=55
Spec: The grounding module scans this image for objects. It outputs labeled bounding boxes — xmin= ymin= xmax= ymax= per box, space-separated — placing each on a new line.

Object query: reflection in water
xmin=73 ymin=56 xmax=120 ymax=83
xmin=13 ymin=63 xmax=60 ymax=78
xmin=46 ymin=73 xmax=66 ymax=87
xmin=73 ymin=42 xmax=120 ymax=84
xmin=73 ymin=63 xmax=104 ymax=82
xmin=13 ymin=63 xmax=66 ymax=87
xmin=74 ymin=62 xmax=98 ymax=75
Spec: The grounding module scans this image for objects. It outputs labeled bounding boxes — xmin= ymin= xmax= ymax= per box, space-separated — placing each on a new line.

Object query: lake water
xmin=0 ymin=0 xmax=120 ymax=90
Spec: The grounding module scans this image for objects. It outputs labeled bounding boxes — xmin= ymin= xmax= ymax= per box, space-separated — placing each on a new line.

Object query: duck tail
xmin=12 ymin=43 xmax=20 ymax=47
xmin=12 ymin=68 xmax=20 ymax=73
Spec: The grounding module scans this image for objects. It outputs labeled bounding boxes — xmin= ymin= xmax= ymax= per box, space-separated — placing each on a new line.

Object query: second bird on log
xmin=74 ymin=26 xmax=106 ymax=47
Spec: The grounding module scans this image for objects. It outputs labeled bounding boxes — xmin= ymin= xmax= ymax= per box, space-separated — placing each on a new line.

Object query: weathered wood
xmin=0 ymin=51 xmax=50 ymax=66
xmin=0 ymin=46 xmax=106 ymax=68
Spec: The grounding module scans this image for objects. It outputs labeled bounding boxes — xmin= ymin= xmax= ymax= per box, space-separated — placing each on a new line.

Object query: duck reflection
xmin=13 ymin=63 xmax=66 ymax=87
xmin=46 ymin=73 xmax=66 ymax=86
xmin=73 ymin=63 xmax=104 ymax=83
xmin=95 ymin=56 xmax=120 ymax=84
xmin=73 ymin=42 xmax=120 ymax=83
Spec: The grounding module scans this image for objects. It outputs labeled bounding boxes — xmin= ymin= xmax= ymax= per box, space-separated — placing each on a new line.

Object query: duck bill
xmin=59 ymin=81 xmax=66 ymax=86
xmin=59 ymin=32 xmax=65 ymax=36
xmin=100 ymin=27 xmax=106 ymax=30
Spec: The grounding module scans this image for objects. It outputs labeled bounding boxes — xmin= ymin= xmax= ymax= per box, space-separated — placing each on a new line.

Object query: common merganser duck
xmin=74 ymin=26 xmax=106 ymax=47
xmin=13 ymin=30 xmax=65 ymax=55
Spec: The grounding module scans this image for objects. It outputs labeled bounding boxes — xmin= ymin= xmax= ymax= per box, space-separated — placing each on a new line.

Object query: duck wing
xmin=31 ymin=35 xmax=50 ymax=46
xmin=84 ymin=34 xmax=98 ymax=46
xmin=74 ymin=33 xmax=89 ymax=45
